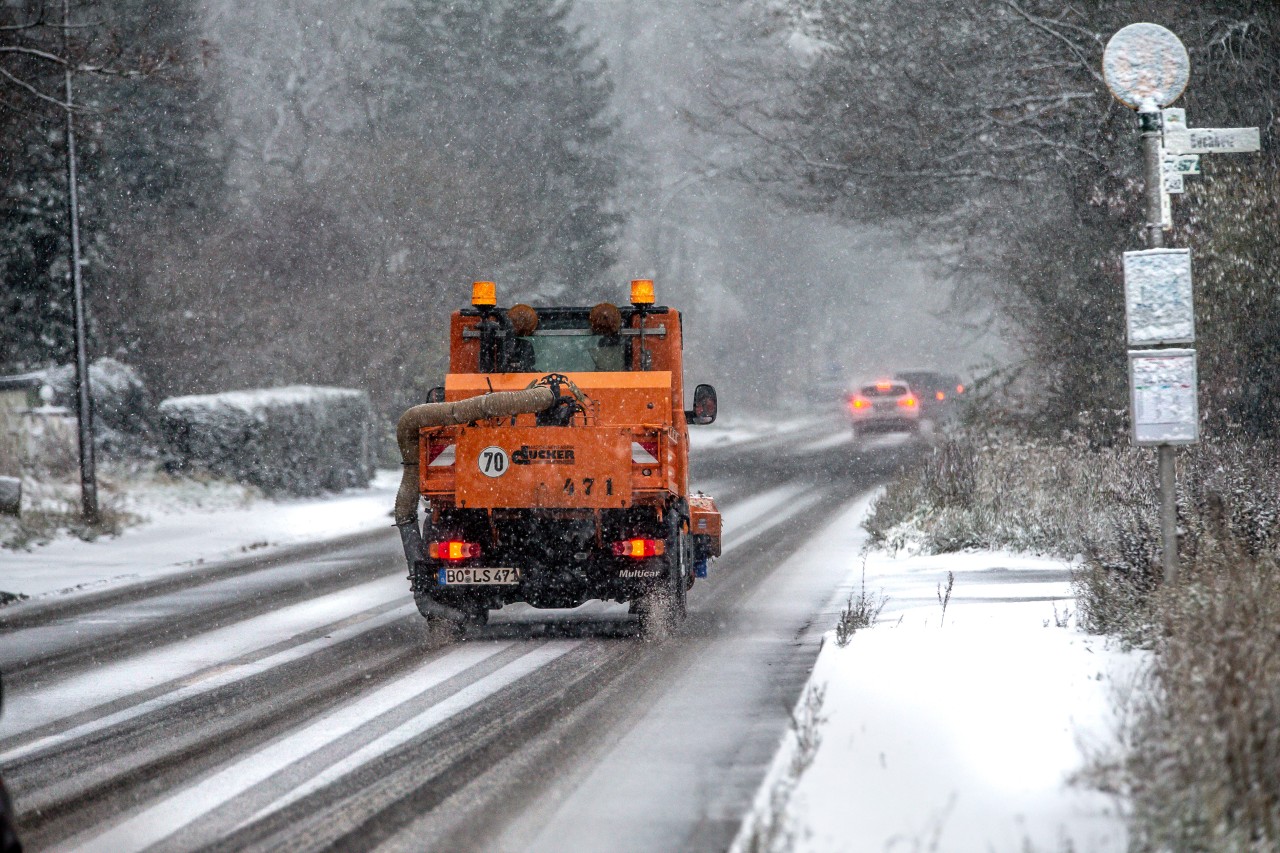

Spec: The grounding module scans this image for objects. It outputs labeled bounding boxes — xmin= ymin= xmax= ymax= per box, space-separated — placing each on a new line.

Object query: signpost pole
xmin=1141 ymin=109 xmax=1165 ymax=250
xmin=1107 ymin=23 xmax=1259 ymax=587
xmin=1139 ymin=105 xmax=1179 ymax=583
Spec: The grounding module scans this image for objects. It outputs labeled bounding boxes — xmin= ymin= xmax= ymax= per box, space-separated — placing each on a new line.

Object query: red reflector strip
xmin=427 ymin=443 xmax=455 ymax=466
xmin=428 ymin=541 xmax=480 ymax=561
xmin=631 ymin=441 xmax=659 ymax=463
xmin=612 ymin=538 xmax=665 ymax=558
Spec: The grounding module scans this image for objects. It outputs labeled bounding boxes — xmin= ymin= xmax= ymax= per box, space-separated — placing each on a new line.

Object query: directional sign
xmin=1162 ymin=107 xmax=1187 ymax=131
xmin=1162 ymin=153 xmax=1200 ymax=175
xmin=1130 ymin=349 xmax=1198 ymax=445
xmin=1124 ymin=248 xmax=1194 ymax=345
xmin=1164 ymin=126 xmax=1261 ymax=155
xmin=1103 ymin=24 xmax=1190 ymax=110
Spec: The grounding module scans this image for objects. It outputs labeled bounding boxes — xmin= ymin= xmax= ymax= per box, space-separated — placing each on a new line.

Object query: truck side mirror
xmin=426 ymin=386 xmax=445 ymax=404
xmin=687 ymin=384 xmax=717 ymax=425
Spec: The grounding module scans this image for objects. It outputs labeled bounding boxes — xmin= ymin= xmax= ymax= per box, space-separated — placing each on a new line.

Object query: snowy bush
xmin=41 ymin=358 xmax=157 ymax=459
xmin=158 ymin=386 xmax=374 ymax=496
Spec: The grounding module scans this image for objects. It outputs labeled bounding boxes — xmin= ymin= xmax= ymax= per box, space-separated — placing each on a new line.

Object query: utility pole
xmin=63 ymin=0 xmax=97 ymax=524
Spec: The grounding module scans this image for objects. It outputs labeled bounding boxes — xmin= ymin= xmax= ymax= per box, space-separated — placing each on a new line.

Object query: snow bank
xmin=734 ymin=546 xmax=1147 ymax=852
xmin=159 ymin=385 xmax=374 ymax=496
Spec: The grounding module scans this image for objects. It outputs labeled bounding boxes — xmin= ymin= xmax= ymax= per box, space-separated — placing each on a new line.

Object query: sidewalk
xmin=734 ymin=528 xmax=1146 ymax=851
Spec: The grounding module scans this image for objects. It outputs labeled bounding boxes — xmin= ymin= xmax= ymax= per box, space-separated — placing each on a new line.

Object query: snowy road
xmin=1 ymin=425 xmax=913 ymax=851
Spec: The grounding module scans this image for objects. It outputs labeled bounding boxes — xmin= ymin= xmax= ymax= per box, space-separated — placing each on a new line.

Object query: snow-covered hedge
xmin=158 ymin=386 xmax=374 ymax=495
xmin=42 ymin=358 xmax=156 ymax=458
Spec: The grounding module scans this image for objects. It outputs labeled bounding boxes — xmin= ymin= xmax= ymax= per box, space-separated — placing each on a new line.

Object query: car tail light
xmin=426 ymin=441 xmax=455 ymax=467
xmin=875 ymin=381 xmax=892 ymax=391
xmin=428 ymin=540 xmax=481 ymax=561
xmin=935 ymin=391 xmax=946 ymax=401
xmin=612 ymin=538 xmax=665 ymax=558
xmin=849 ymin=396 xmax=869 ymax=411
xmin=956 ymin=384 xmax=965 ymax=394
xmin=898 ymin=396 xmax=917 ymax=408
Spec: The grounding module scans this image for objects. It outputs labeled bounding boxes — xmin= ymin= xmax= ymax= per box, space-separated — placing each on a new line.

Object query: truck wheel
xmin=634 ymin=518 xmax=688 ymax=641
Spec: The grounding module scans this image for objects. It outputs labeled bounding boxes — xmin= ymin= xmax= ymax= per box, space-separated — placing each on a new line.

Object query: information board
xmin=1123 ymin=248 xmax=1194 ymax=345
xmin=1129 ymin=349 xmax=1198 ymax=445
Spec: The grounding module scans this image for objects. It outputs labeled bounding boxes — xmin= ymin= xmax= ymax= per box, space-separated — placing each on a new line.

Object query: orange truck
xmin=394 ymin=280 xmax=721 ymax=638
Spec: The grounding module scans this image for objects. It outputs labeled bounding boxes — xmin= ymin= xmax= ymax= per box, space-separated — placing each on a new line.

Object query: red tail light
xmin=612 ymin=538 xmax=666 ymax=558
xmin=956 ymin=384 xmax=965 ymax=394
xmin=849 ymin=396 xmax=869 ymax=411
xmin=428 ymin=541 xmax=481 ymax=561
xmin=935 ymin=391 xmax=946 ymax=401
xmin=898 ymin=396 xmax=917 ymax=408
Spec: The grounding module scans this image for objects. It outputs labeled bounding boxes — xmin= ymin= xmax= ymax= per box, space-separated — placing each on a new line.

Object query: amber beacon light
xmin=630 ymin=279 xmax=655 ymax=306
xmin=472 ymin=280 xmax=497 ymax=307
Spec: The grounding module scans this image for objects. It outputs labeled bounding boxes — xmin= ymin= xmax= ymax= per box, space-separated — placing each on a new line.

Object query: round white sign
xmin=1102 ymin=23 xmax=1190 ymax=110
xmin=477 ymin=446 xmax=508 ymax=478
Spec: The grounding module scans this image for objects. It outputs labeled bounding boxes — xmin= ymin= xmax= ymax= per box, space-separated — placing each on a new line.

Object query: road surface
xmin=0 ymin=425 xmax=914 ymax=852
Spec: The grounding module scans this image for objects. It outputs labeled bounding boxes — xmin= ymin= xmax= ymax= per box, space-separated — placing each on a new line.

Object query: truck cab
xmin=398 ymin=280 xmax=720 ymax=639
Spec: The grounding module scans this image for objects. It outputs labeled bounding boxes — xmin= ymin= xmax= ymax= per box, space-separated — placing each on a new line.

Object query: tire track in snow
xmin=8 ymin=446 xmax=890 ymax=851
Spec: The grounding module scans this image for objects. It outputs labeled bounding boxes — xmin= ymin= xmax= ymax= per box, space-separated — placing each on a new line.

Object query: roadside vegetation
xmin=867 ymin=432 xmax=1280 ymax=849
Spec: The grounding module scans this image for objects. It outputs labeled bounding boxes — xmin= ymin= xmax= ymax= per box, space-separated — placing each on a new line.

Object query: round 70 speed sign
xmin=478 ymin=446 xmax=508 ymax=478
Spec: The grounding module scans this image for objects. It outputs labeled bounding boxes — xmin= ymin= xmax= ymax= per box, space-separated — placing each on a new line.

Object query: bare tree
xmin=699 ymin=0 xmax=1280 ymax=436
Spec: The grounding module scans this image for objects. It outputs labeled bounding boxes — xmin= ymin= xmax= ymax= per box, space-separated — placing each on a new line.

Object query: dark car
xmin=894 ymin=370 xmax=966 ymax=421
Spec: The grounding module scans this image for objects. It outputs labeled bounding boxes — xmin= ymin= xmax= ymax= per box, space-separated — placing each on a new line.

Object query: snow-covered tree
xmin=379 ymin=0 xmax=622 ymax=296
xmin=0 ymin=0 xmax=221 ymax=373
xmin=703 ymin=0 xmax=1280 ymax=437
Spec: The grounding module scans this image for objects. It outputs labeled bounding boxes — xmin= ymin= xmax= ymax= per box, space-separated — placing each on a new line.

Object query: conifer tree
xmin=379 ymin=0 xmax=622 ymax=296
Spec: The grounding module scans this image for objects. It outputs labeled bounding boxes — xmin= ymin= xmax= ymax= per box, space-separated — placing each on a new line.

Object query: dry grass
xmin=0 ymin=481 xmax=137 ymax=551
xmin=1091 ymin=512 xmax=1280 ymax=851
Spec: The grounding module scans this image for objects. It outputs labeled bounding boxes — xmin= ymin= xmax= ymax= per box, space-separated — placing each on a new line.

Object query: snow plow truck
xmin=394 ymin=280 xmax=721 ymax=639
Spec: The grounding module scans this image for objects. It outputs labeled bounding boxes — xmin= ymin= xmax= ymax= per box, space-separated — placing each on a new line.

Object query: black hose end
xmin=397 ymin=519 xmax=425 ymax=570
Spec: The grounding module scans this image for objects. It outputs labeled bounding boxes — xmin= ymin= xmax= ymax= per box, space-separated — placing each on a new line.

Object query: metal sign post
xmin=1104 ymin=23 xmax=1262 ymax=585
xmin=1104 ymin=23 xmax=1190 ymax=584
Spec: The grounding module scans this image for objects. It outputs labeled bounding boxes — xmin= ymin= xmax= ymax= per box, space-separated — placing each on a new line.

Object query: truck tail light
xmin=898 ymin=396 xmax=917 ymax=409
xmin=426 ymin=441 xmax=455 ymax=467
xmin=612 ymin=538 xmax=665 ymax=558
xmin=632 ymin=441 xmax=659 ymax=463
xmin=429 ymin=540 xmax=481 ymax=561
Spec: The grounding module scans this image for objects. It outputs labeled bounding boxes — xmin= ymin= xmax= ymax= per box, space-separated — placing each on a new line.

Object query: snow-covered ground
xmin=0 ymin=470 xmax=400 ymax=603
xmin=733 ymin=504 xmax=1146 ymax=852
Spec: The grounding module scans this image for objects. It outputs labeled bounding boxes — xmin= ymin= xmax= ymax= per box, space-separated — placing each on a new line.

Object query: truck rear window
xmin=528 ymin=335 xmax=626 ymax=373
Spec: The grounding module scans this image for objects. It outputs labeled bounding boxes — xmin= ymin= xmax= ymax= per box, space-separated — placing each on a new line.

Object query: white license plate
xmin=438 ymin=567 xmax=521 ymax=585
